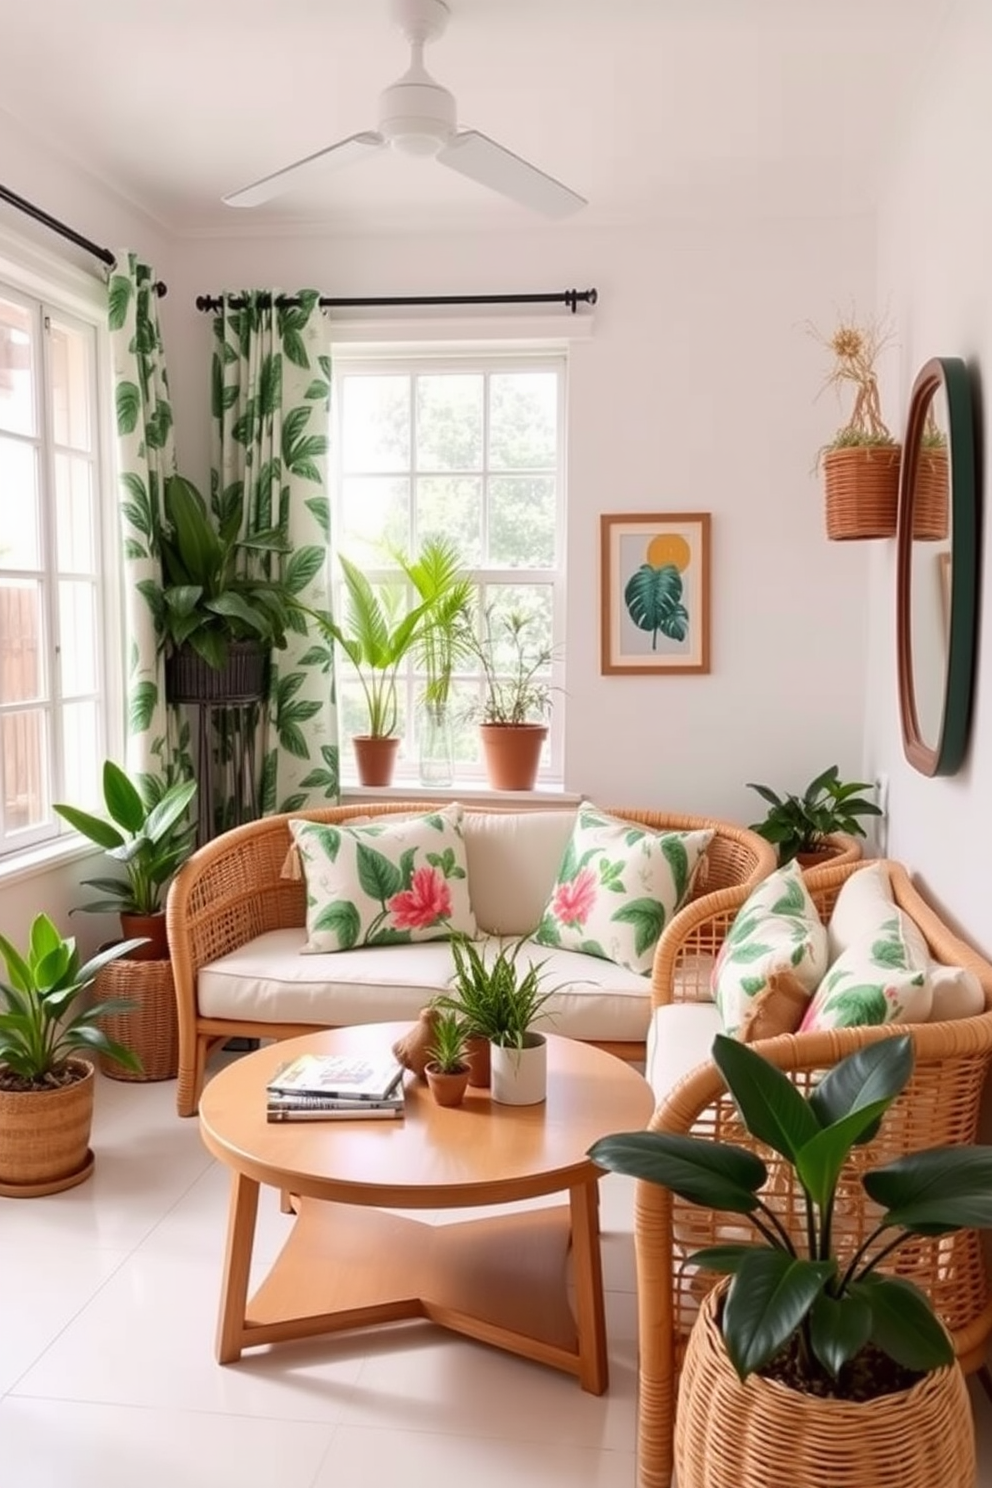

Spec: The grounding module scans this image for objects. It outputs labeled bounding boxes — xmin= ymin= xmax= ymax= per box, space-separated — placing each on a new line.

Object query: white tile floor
xmin=2 ymin=1064 xmax=991 ymax=1488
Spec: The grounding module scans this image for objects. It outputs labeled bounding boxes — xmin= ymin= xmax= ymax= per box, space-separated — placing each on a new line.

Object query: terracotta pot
xmin=675 ymin=1283 xmax=975 ymax=1488
xmin=464 ymin=1034 xmax=491 ymax=1088
xmin=479 ymin=723 xmax=548 ymax=791
xmin=425 ymin=1064 xmax=471 ymax=1108
xmin=119 ymin=911 xmax=169 ymax=961
xmin=353 ymin=735 xmax=400 ymax=787
xmin=0 ymin=1059 xmax=95 ymax=1197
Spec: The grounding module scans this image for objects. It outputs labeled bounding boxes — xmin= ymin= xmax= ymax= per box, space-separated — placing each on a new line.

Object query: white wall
xmin=870 ymin=0 xmax=992 ymax=951
xmin=164 ymin=212 xmax=877 ymax=820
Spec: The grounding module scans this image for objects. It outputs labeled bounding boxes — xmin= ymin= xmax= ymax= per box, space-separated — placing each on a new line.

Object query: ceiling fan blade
xmin=223 ymin=131 xmax=385 ymax=208
xmin=436 ymin=129 xmax=586 ymax=218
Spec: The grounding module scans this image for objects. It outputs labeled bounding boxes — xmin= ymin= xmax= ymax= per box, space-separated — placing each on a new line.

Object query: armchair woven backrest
xmin=634 ymin=857 xmax=992 ymax=1488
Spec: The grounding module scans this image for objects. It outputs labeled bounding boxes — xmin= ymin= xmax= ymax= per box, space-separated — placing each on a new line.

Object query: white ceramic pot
xmin=490 ymin=1033 xmax=547 ymax=1105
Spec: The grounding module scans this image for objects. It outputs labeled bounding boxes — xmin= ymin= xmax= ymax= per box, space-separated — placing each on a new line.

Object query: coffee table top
xmin=199 ymin=1023 xmax=653 ymax=1208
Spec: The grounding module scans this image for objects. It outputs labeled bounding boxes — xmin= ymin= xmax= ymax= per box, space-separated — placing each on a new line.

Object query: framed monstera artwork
xmin=600 ymin=511 xmax=711 ymax=674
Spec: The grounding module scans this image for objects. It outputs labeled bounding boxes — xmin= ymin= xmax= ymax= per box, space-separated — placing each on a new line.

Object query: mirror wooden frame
xmin=896 ymin=356 xmax=979 ymax=776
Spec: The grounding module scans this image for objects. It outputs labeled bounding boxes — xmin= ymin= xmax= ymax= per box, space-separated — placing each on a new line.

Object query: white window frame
xmin=329 ymin=337 xmax=570 ymax=787
xmin=0 ymin=227 xmax=123 ymax=871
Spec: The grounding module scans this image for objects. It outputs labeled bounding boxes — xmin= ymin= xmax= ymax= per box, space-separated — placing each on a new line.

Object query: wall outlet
xmin=874 ymin=773 xmax=889 ymax=816
xmin=872 ymin=773 xmax=889 ymax=855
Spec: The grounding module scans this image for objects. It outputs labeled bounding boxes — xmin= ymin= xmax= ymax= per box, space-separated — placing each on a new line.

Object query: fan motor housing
xmin=378 ymin=79 xmax=456 ymax=155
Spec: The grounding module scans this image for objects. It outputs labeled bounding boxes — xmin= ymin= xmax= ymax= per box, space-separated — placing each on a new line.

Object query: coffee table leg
xmin=570 ymin=1177 xmax=608 ymax=1394
xmin=216 ymin=1171 xmax=260 ymax=1364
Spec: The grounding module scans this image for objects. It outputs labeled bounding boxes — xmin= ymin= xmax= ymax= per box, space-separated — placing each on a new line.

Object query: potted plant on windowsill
xmin=437 ymin=934 xmax=556 ymax=1104
xmin=0 ymin=914 xmax=144 ymax=1196
xmin=399 ymin=536 xmax=476 ymax=788
xmin=467 ymin=607 xmax=554 ymax=791
xmin=302 ymin=554 xmax=431 ymax=787
xmin=589 ymin=1034 xmax=992 ymax=1488
xmin=745 ymin=764 xmax=882 ymax=867
xmin=811 ymin=312 xmax=900 ymax=540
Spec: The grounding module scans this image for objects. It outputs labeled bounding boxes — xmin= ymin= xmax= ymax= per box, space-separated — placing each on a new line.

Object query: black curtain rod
xmin=195 ymin=287 xmax=597 ymax=314
xmin=0 ymin=183 xmax=167 ymax=297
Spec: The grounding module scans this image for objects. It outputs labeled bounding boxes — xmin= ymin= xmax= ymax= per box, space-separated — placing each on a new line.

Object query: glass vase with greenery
xmin=398 ymin=536 xmax=476 ymax=784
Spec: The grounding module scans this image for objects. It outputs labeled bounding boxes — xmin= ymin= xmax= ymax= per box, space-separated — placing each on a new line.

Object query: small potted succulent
xmin=746 ymin=764 xmax=882 ymax=866
xmin=810 ymin=311 xmax=901 ymax=540
xmin=424 ymin=1010 xmax=472 ymax=1108
xmin=0 ymin=914 xmax=143 ymax=1195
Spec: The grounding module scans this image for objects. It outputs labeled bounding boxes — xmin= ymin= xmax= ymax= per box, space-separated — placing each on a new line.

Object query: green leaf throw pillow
xmin=713 ymin=859 xmax=828 ymax=1037
xmin=289 ymin=806 xmax=477 ymax=953
xmin=800 ymin=908 xmax=932 ymax=1032
xmin=532 ymin=802 xmax=713 ymax=975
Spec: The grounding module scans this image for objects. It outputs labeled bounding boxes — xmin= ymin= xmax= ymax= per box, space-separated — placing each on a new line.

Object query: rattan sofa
xmin=166 ymin=801 xmax=776 ymax=1116
xmin=634 ymin=857 xmax=992 ymax=1488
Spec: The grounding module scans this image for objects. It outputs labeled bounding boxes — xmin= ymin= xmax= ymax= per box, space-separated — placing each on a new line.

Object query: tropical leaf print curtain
xmin=211 ymin=290 xmax=339 ymax=814
xmin=107 ymin=252 xmax=192 ymax=792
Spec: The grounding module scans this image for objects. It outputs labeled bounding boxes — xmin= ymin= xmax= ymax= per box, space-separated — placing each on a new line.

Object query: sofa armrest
xmin=649 ymin=881 xmax=756 ymax=1010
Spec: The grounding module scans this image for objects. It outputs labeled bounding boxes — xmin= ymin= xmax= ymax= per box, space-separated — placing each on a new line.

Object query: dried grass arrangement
xmin=809 ymin=312 xmax=902 ymax=540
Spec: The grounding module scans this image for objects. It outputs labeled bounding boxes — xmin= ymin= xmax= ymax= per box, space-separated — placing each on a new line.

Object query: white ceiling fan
xmin=223 ymin=0 xmax=587 ymax=218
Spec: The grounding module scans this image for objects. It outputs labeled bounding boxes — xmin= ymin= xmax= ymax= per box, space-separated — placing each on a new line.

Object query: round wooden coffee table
xmin=199 ymin=1023 xmax=653 ymax=1393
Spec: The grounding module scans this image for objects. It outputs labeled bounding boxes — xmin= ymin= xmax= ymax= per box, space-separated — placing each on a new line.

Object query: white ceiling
xmin=0 ymin=0 xmax=957 ymax=237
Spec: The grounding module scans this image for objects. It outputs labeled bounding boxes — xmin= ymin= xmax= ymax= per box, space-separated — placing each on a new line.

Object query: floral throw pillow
xmin=800 ymin=910 xmax=932 ymax=1032
xmin=713 ymin=860 xmax=828 ymax=1037
xmin=289 ymin=806 xmax=476 ymax=953
xmin=532 ymin=803 xmax=713 ymax=975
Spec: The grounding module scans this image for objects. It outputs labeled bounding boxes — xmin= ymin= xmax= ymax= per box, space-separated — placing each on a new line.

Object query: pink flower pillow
xmin=533 ymin=803 xmax=713 ymax=974
xmin=289 ymin=806 xmax=477 ymax=952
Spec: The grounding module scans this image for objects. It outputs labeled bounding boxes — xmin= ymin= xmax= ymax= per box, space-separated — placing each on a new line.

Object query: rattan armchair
xmin=166 ymin=802 xmax=776 ymax=1116
xmin=634 ymin=858 xmax=992 ymax=1488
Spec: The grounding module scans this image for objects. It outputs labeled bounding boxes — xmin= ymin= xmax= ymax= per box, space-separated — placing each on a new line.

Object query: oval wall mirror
xmin=896 ymin=356 xmax=979 ymax=776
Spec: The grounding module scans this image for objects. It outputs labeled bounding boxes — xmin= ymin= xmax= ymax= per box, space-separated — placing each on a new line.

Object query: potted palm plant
xmin=811 ymin=312 xmax=901 ymax=540
xmin=0 ymin=914 xmax=143 ymax=1195
xmin=437 ymin=933 xmax=556 ymax=1104
xmin=745 ymin=764 xmax=882 ymax=866
xmin=468 ymin=607 xmax=554 ymax=791
xmin=303 ymin=554 xmax=430 ymax=786
xmin=589 ymin=1033 xmax=992 ymax=1488
xmin=54 ymin=760 xmax=196 ymax=1081
xmin=399 ymin=536 xmax=476 ymax=787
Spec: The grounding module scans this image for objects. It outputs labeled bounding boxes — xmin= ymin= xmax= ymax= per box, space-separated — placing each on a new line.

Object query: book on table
xmin=267 ymin=1052 xmax=405 ymax=1102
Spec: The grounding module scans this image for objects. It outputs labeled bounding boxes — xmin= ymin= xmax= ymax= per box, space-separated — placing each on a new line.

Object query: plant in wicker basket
xmin=810 ymin=312 xmax=901 ymax=540
xmin=590 ymin=1034 xmax=992 ymax=1486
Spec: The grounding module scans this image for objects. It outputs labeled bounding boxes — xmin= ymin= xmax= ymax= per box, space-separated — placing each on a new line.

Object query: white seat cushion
xmin=646 ymin=1002 xmax=722 ymax=1105
xmin=197 ymin=929 xmax=655 ymax=1043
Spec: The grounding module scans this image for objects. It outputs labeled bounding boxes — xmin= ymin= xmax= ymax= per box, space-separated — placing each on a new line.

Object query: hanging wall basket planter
xmin=913 ymin=447 xmax=950 ymax=542
xmin=165 ymin=639 xmax=268 ymax=705
xmin=823 ymin=445 xmax=902 ymax=540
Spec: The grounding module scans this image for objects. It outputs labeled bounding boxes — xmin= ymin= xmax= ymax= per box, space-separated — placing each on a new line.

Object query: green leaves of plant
xmin=588 ymin=1130 xmax=767 ymax=1214
xmin=723 ymin=1250 xmax=835 ymax=1379
xmin=850 ymin=1275 xmax=953 ymax=1371
xmin=863 ymin=1147 xmax=992 ymax=1234
xmin=712 ymin=1034 xmax=820 ymax=1163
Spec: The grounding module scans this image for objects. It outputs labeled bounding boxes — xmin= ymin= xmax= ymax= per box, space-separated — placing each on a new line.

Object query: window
xmin=0 ymin=281 xmax=111 ymax=859
xmin=331 ymin=351 xmax=567 ymax=783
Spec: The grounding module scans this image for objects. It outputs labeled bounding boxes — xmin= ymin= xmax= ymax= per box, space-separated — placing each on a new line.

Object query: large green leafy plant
xmin=746 ymin=764 xmax=882 ymax=863
xmin=0 ymin=914 xmax=144 ymax=1087
xmin=54 ymin=760 xmax=197 ymax=918
xmin=304 ymin=554 xmax=429 ymax=738
xmin=590 ymin=1034 xmax=992 ymax=1387
xmin=148 ymin=474 xmax=297 ymax=670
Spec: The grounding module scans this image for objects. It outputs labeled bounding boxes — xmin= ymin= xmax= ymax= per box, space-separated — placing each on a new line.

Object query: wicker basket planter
xmin=823 ymin=444 xmax=902 ymax=540
xmin=165 ymin=639 xmax=268 ymax=704
xmin=675 ymin=1285 xmax=976 ymax=1488
xmin=0 ymin=1059 xmax=96 ymax=1197
xmin=94 ymin=955 xmax=179 ymax=1082
xmin=914 ymin=447 xmax=950 ymax=542
xmin=794 ymin=832 xmax=864 ymax=871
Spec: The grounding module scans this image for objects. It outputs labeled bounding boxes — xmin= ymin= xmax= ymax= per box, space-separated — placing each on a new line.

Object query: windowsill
xmin=341 ymin=781 xmax=583 ymax=807
xmin=0 ymin=834 xmax=100 ymax=888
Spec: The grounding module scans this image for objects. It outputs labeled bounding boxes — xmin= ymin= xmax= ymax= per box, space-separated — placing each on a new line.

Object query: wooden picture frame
xmin=600 ymin=512 xmax=711 ymax=675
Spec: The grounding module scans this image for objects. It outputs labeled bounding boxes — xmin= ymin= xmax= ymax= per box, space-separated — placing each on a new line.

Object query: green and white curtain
xmin=211 ymin=289 xmax=339 ymax=813
xmin=107 ymin=252 xmax=191 ymax=791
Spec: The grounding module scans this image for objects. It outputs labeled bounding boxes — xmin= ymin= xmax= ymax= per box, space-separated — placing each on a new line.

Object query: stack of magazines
xmin=266 ymin=1053 xmax=406 ymax=1122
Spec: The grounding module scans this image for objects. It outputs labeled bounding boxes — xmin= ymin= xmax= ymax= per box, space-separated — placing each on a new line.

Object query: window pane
xmin=488 ymin=476 xmax=556 ymax=567
xmin=61 ymin=699 xmax=101 ymax=812
xmin=58 ymin=580 xmax=98 ymax=695
xmin=339 ymin=476 xmax=409 ymax=563
xmin=416 ymin=476 xmax=482 ymax=563
xmin=341 ymin=375 xmax=409 ymax=472
xmin=55 ymin=453 xmax=96 ymax=572
xmin=0 ymin=580 xmax=44 ymax=702
xmin=0 ymin=297 xmax=35 ymax=437
xmin=415 ymin=374 xmax=483 ymax=471
xmin=0 ymin=438 xmax=40 ymax=568
xmin=2 ymin=709 xmax=48 ymax=831
xmin=49 ymin=318 xmax=92 ymax=451
xmin=489 ymin=371 xmax=557 ymax=470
